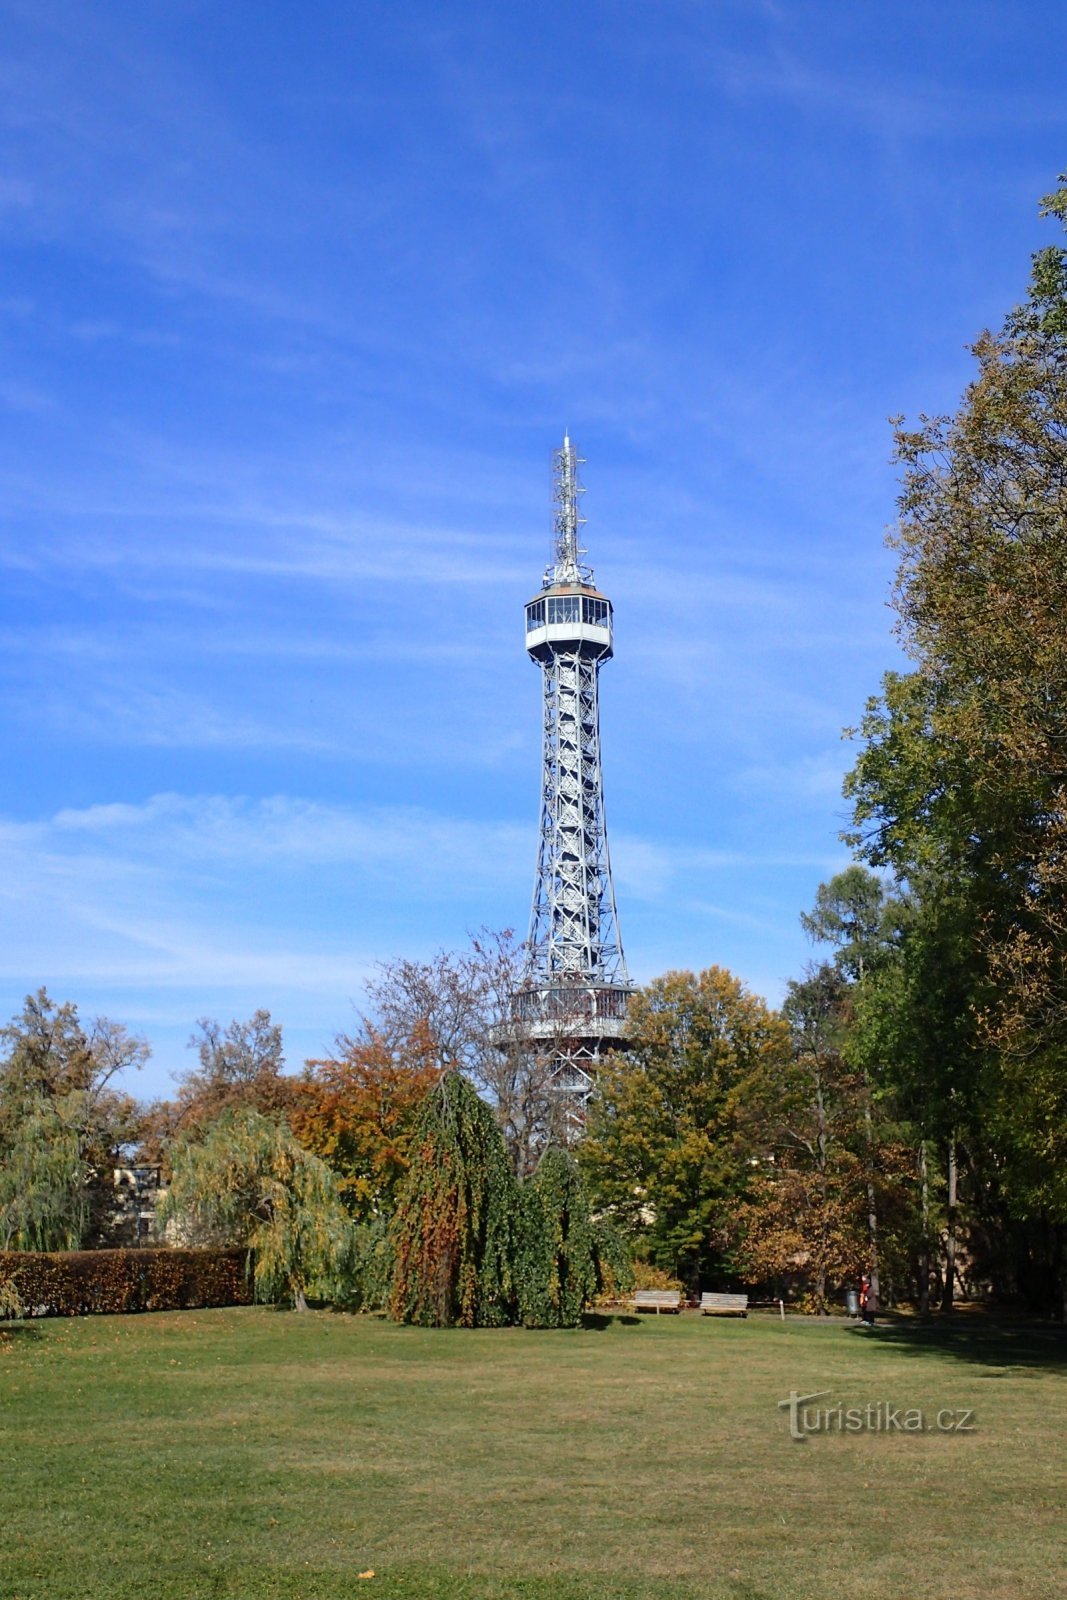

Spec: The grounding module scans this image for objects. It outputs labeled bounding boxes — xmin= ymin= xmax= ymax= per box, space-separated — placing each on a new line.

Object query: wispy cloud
xmin=709 ymin=44 xmax=1067 ymax=139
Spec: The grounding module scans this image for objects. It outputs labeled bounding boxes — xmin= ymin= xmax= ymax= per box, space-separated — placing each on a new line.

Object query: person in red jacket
xmin=860 ymin=1273 xmax=876 ymax=1325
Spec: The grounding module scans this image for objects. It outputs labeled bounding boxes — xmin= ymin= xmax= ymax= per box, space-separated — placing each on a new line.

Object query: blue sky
xmin=1 ymin=0 xmax=1065 ymax=1100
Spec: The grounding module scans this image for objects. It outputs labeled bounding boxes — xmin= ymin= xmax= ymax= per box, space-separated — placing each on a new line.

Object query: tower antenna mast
xmin=548 ymin=432 xmax=591 ymax=587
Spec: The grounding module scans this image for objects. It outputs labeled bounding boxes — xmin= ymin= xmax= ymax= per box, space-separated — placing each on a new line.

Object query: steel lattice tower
xmin=508 ymin=435 xmax=633 ymax=1119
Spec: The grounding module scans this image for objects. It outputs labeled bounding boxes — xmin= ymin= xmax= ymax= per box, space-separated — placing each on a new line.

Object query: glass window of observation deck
xmin=583 ymin=597 xmax=608 ymax=626
xmin=548 ymin=595 xmax=580 ymax=624
xmin=525 ymin=600 xmax=545 ymax=629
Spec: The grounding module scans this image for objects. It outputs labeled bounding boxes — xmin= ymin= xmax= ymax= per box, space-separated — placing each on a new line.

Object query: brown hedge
xmin=0 ymin=1247 xmax=254 ymax=1317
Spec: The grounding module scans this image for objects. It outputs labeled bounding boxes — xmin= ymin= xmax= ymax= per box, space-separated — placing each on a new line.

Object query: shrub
xmin=0 ymin=1247 xmax=253 ymax=1317
xmin=591 ymin=1216 xmax=635 ymax=1303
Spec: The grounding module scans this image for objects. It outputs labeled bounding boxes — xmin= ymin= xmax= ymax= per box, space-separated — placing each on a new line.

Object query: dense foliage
xmin=580 ymin=968 xmax=789 ymax=1291
xmin=159 ymin=1107 xmax=354 ymax=1310
xmin=389 ymin=1072 xmax=518 ymax=1327
xmin=515 ymin=1149 xmax=598 ymax=1328
xmin=838 ymin=178 xmax=1067 ymax=1316
xmin=0 ymin=990 xmax=147 ymax=1251
xmin=291 ymin=1021 xmax=443 ymax=1220
xmin=0 ymin=1247 xmax=252 ymax=1318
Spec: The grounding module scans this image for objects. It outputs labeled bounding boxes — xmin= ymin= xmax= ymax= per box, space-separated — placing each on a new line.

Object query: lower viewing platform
xmin=494 ymin=980 xmax=634 ymax=1048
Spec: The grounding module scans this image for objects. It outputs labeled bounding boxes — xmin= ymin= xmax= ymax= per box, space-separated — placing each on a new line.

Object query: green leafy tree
xmin=158 ymin=1107 xmax=354 ymax=1311
xmin=800 ymin=867 xmax=889 ymax=981
xmin=0 ymin=1101 xmax=85 ymax=1252
xmin=515 ymin=1148 xmax=598 ymax=1328
xmin=580 ymin=968 xmax=789 ymax=1290
xmin=0 ymin=990 xmax=148 ymax=1249
xmin=389 ymin=1072 xmax=518 ymax=1327
xmin=843 ymin=178 xmax=1067 ymax=1314
xmin=874 ymin=182 xmax=1067 ymax=1051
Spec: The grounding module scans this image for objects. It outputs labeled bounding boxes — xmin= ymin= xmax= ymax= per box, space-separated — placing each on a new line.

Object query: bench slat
xmin=633 ymin=1289 xmax=683 ymax=1314
xmin=700 ymin=1292 xmax=748 ymax=1317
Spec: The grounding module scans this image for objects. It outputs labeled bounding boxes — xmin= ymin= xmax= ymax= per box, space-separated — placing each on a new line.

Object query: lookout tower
xmin=507 ymin=435 xmax=633 ymax=1123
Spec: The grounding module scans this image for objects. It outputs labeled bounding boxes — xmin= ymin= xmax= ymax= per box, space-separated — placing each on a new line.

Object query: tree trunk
xmin=815 ymin=1071 xmax=829 ymax=1314
xmin=940 ymin=1132 xmax=957 ymax=1315
xmin=1053 ymin=1223 xmax=1067 ymax=1324
xmin=862 ymin=1071 xmax=880 ymax=1308
xmin=294 ymin=1287 xmax=309 ymax=1313
xmin=918 ymin=1137 xmax=931 ymax=1317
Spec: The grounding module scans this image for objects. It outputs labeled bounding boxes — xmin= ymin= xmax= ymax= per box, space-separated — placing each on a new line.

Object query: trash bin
xmin=846 ymin=1289 xmax=860 ymax=1318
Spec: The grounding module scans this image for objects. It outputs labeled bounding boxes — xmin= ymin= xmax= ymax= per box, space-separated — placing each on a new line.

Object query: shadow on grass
xmin=850 ymin=1312 xmax=1067 ymax=1372
xmin=0 ymin=1319 xmax=45 ymax=1344
xmin=580 ymin=1312 xmax=642 ymax=1330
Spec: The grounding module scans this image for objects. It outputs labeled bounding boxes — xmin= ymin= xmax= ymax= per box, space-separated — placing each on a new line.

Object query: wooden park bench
xmin=700 ymin=1292 xmax=748 ymax=1318
xmin=633 ymin=1289 xmax=683 ymax=1315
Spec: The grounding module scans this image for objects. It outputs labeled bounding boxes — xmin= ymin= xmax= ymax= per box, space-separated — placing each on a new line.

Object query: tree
xmin=880 ymin=183 xmax=1067 ymax=1048
xmin=389 ymin=1072 xmax=518 ymax=1327
xmin=737 ymin=965 xmax=869 ymax=1313
xmin=158 ymin=1107 xmax=353 ymax=1310
xmin=364 ymin=930 xmax=567 ymax=1176
xmin=291 ymin=1019 xmax=443 ymax=1220
xmin=580 ymin=968 xmax=789 ymax=1290
xmin=800 ymin=867 xmax=888 ymax=981
xmin=0 ymin=990 xmax=148 ymax=1249
xmin=842 ymin=178 xmax=1067 ymax=1314
xmin=515 ymin=1148 xmax=598 ymax=1328
xmin=0 ymin=1100 xmax=84 ymax=1252
xmin=182 ymin=1010 xmax=291 ymax=1127
xmin=140 ymin=1009 xmax=294 ymax=1168
xmin=798 ymin=869 xmax=894 ymax=1308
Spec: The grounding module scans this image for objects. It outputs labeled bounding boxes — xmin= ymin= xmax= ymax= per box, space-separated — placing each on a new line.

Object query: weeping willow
xmin=389 ymin=1072 xmax=518 ymax=1327
xmin=515 ymin=1147 xmax=599 ymax=1328
xmin=0 ymin=1097 xmax=87 ymax=1253
xmin=159 ymin=1107 xmax=354 ymax=1310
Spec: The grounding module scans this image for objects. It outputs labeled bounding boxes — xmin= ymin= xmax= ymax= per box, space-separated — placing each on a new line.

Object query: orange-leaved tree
xmin=291 ymin=1018 xmax=442 ymax=1221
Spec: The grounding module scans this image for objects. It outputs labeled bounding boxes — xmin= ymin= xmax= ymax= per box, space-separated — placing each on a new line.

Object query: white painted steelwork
xmin=510 ymin=436 xmax=633 ymax=1122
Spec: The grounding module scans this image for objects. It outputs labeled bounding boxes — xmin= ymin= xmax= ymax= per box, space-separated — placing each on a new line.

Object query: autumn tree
xmin=291 ymin=1018 xmax=443 ymax=1220
xmin=580 ymin=967 xmax=789 ymax=1291
xmin=737 ymin=965 xmax=869 ymax=1313
xmin=140 ymin=1008 xmax=294 ymax=1165
xmin=159 ymin=1106 xmax=353 ymax=1310
xmin=389 ymin=1072 xmax=518 ymax=1327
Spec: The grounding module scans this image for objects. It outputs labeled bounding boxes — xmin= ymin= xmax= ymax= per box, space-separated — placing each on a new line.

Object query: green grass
xmin=1 ymin=1307 xmax=1065 ymax=1600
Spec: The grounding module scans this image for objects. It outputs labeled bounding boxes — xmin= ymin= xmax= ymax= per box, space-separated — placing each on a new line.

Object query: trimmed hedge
xmin=0 ymin=1247 xmax=253 ymax=1317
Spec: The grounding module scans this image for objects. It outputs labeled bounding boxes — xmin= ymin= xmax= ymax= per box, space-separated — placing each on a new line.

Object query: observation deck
xmin=524 ymin=583 xmax=613 ymax=663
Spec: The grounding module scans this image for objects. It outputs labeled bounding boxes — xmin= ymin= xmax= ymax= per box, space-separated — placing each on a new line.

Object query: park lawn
xmin=1 ymin=1307 xmax=1065 ymax=1600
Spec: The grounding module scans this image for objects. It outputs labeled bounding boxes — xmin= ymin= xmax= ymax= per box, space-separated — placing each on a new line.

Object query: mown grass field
xmin=1 ymin=1306 xmax=1065 ymax=1600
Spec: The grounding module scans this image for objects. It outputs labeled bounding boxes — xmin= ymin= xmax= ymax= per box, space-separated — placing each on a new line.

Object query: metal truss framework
xmin=509 ymin=436 xmax=633 ymax=1124
xmin=529 ymin=646 xmax=624 ymax=985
